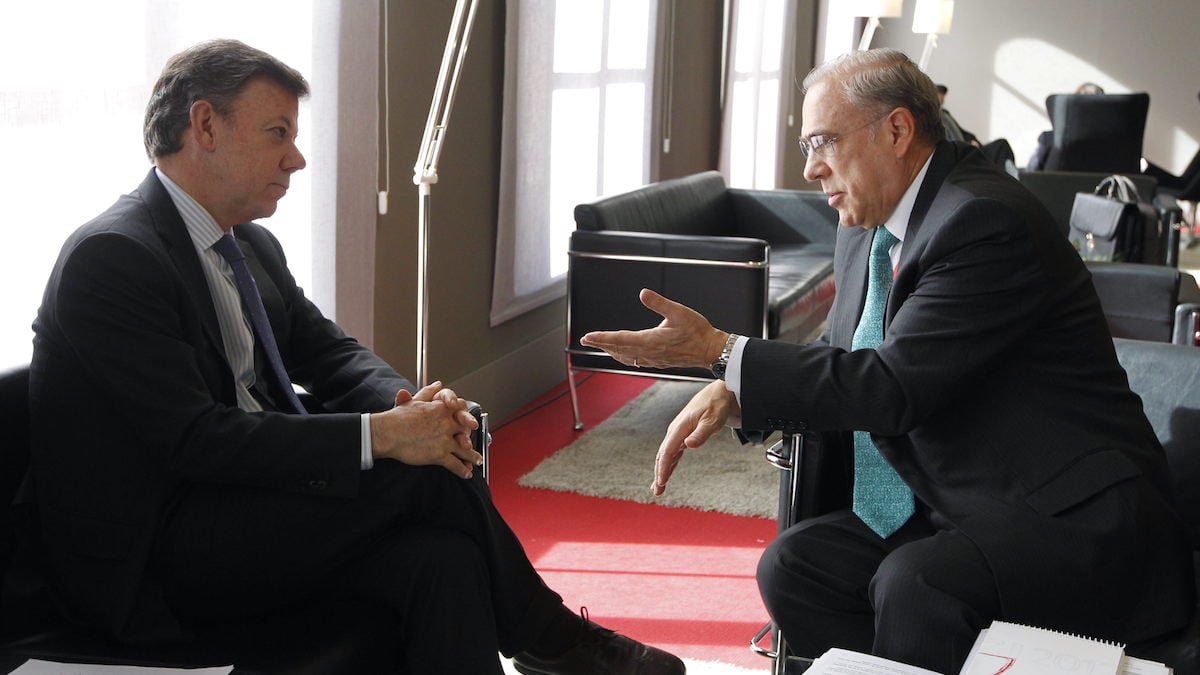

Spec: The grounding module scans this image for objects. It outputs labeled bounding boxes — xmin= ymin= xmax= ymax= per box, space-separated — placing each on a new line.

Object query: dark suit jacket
xmin=28 ymin=170 xmax=411 ymax=642
xmin=739 ymin=142 xmax=1194 ymax=643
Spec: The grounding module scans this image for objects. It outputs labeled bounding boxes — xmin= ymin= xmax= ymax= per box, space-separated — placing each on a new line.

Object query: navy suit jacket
xmin=739 ymin=142 xmax=1194 ymax=643
xmin=28 ymin=170 xmax=411 ymax=641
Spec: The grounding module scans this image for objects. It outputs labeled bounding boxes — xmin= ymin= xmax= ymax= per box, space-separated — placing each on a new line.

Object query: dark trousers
xmin=154 ymin=462 xmax=563 ymax=674
xmin=756 ymin=508 xmax=1000 ymax=674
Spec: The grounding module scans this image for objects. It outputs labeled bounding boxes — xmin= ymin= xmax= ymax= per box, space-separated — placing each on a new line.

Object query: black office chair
xmin=751 ymin=339 xmax=1200 ymax=675
xmin=1114 ymin=339 xmax=1200 ymax=675
xmin=1087 ymin=262 xmax=1195 ymax=343
xmin=1144 ymin=89 xmax=1200 ymax=241
xmin=1042 ymin=93 xmax=1150 ymax=174
xmin=0 ymin=363 xmax=490 ymax=674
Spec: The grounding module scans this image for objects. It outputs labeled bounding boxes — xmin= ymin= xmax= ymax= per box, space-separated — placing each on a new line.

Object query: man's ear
xmin=189 ymin=100 xmax=219 ymax=152
xmin=885 ymin=107 xmax=917 ymax=157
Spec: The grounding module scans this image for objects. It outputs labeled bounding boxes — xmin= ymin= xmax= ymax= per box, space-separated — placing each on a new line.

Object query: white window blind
xmin=491 ymin=0 xmax=658 ymax=326
xmin=720 ymin=0 xmax=796 ymax=189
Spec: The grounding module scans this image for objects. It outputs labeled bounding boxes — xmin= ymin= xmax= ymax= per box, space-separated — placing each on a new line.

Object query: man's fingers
xmin=456 ymin=409 xmax=480 ymax=431
xmin=639 ymin=288 xmax=689 ymax=322
xmin=412 ymin=381 xmax=444 ymax=402
xmin=638 ymin=287 xmax=671 ymax=313
xmin=652 ymin=445 xmax=683 ymax=496
xmin=652 ymin=420 xmax=690 ymax=495
xmin=440 ymin=453 xmax=475 ymax=479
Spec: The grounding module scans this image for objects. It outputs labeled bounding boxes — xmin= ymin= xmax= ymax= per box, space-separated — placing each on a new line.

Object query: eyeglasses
xmin=798 ymin=113 xmax=889 ymax=159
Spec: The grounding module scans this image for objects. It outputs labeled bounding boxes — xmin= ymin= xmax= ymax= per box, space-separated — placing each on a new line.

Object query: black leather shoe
xmin=511 ymin=617 xmax=685 ymax=675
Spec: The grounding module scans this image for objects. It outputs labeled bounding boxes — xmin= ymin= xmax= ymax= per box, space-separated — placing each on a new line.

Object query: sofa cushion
xmin=768 ymin=244 xmax=836 ymax=341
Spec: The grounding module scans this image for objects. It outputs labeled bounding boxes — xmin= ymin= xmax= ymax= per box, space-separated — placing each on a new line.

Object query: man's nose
xmin=802 ymin=152 xmax=825 ymax=183
xmin=285 ymin=145 xmax=307 ymax=173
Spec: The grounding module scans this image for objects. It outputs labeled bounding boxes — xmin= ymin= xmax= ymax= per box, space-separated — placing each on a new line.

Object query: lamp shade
xmin=912 ymin=0 xmax=954 ymax=34
xmin=849 ymin=0 xmax=903 ymax=18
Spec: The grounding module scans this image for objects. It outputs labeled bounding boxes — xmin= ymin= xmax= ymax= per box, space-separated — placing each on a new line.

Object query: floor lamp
xmin=913 ymin=0 xmax=954 ymax=71
xmin=851 ymin=0 xmax=903 ymax=51
xmin=412 ymin=0 xmax=480 ymax=387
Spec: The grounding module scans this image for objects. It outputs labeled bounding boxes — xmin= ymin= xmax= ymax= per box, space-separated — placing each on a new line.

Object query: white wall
xmin=869 ymin=0 xmax=1200 ymax=174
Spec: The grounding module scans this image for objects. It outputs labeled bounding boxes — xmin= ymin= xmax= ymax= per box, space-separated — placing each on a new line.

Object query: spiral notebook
xmin=959 ymin=621 xmax=1170 ymax=675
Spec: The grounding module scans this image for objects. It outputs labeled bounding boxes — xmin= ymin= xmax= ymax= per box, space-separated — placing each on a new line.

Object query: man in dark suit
xmin=27 ymin=39 xmax=684 ymax=675
xmin=581 ymin=49 xmax=1193 ymax=673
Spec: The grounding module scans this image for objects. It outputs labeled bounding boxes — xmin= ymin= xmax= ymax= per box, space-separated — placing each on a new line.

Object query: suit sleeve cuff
xmin=723 ymin=335 xmax=749 ymax=427
xmin=360 ymin=413 xmax=374 ymax=470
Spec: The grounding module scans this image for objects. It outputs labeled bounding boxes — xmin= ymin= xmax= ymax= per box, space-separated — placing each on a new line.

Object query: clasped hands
xmin=580 ymin=288 xmax=741 ymax=496
xmin=370 ymin=381 xmax=481 ymax=479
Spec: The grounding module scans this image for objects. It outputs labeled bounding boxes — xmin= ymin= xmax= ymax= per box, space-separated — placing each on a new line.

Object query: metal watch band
xmin=711 ymin=332 xmax=740 ymax=380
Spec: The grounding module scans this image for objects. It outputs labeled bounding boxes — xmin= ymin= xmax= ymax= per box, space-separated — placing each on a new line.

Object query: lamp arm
xmin=858 ymin=16 xmax=881 ymax=51
xmin=918 ymin=33 xmax=938 ymax=70
xmin=411 ymin=0 xmax=479 ymax=386
xmin=413 ymin=0 xmax=480 ymax=187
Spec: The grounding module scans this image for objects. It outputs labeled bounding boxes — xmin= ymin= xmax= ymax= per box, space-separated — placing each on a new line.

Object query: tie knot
xmin=212 ymin=234 xmax=245 ymax=264
xmin=871 ymin=226 xmax=899 ymax=257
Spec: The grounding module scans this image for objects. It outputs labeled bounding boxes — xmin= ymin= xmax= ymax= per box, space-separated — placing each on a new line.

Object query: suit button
xmin=307 ymin=480 xmax=328 ymax=490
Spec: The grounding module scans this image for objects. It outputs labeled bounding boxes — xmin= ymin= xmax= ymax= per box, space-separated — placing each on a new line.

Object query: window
xmin=491 ymin=0 xmax=657 ymax=325
xmin=723 ymin=0 xmax=790 ymax=189
xmin=0 ymin=1 xmax=378 ymax=369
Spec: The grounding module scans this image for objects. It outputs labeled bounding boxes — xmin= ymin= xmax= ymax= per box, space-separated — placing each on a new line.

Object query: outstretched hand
xmin=580 ymin=288 xmax=728 ymax=370
xmin=652 ymin=380 xmax=740 ymax=495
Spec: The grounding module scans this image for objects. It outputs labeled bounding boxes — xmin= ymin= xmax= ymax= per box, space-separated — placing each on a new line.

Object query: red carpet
xmin=490 ymin=373 xmax=777 ymax=670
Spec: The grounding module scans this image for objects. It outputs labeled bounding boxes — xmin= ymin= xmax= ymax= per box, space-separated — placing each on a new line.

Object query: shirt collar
xmin=155 ymin=167 xmax=227 ymax=251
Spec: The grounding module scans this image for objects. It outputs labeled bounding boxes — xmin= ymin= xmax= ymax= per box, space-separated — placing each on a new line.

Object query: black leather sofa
xmin=565 ymin=170 xmax=839 ymax=428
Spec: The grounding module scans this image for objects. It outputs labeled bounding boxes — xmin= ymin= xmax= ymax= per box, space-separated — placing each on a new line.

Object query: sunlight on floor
xmin=527 ymin=540 xmax=772 ymax=669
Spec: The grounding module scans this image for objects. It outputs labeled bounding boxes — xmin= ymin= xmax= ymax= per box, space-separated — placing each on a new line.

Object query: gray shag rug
xmin=519 ymin=380 xmax=778 ymax=518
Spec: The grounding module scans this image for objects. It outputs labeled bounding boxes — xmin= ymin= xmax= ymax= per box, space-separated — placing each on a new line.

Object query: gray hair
xmin=143 ymin=39 xmax=309 ymax=160
xmin=802 ymin=49 xmax=945 ymax=146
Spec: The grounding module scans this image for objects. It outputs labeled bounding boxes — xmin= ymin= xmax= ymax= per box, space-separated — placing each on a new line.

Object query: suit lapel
xmin=900 ymin=141 xmax=963 ymax=261
xmin=137 ymin=170 xmax=228 ymax=358
xmin=832 ymin=225 xmax=873 ymax=349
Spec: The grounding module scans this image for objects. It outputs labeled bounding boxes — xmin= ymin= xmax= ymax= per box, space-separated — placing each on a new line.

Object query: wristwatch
xmin=711 ymin=333 xmax=740 ymax=380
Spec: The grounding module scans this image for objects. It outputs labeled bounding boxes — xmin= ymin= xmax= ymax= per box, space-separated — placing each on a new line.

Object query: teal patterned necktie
xmin=850 ymin=226 xmax=913 ymax=538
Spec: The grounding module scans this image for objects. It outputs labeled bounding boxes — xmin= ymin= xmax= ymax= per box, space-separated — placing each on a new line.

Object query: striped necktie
xmin=850 ymin=226 xmax=912 ymax=537
xmin=212 ymin=234 xmax=308 ymax=415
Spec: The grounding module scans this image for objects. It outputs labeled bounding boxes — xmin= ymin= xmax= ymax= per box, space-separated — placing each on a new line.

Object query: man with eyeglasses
xmin=581 ymin=49 xmax=1193 ymax=673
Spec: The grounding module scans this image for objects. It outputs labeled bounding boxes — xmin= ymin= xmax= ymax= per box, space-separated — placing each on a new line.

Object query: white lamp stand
xmin=912 ymin=0 xmax=954 ymax=70
xmin=850 ymin=0 xmax=904 ymax=51
xmin=412 ymin=0 xmax=479 ymax=387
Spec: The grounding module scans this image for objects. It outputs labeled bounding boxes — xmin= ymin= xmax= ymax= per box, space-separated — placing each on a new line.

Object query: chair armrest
xmin=466 ymin=401 xmax=490 ymax=482
xmin=569 ymin=229 xmax=768 ymax=265
xmin=1173 ymin=303 xmax=1200 ymax=346
xmin=1154 ymin=193 xmax=1184 ymax=267
xmin=728 ymin=188 xmax=839 ymax=245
